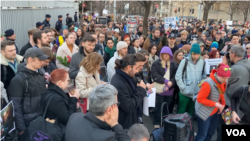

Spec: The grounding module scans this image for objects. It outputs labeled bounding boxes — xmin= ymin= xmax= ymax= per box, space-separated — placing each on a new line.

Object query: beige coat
xmin=56 ymin=42 xmax=79 ymax=92
xmin=75 ymin=66 xmax=101 ymax=110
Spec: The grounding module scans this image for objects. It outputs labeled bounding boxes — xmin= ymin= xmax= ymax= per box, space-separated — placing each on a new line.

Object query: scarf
xmin=149 ymin=35 xmax=161 ymax=46
xmin=105 ymin=46 xmax=116 ymax=57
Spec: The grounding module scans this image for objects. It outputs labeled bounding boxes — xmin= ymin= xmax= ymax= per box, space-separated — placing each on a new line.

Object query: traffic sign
xmin=156 ymin=4 xmax=158 ymax=7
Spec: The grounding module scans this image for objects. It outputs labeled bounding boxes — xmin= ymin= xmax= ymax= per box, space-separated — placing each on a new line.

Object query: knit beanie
xmin=190 ymin=43 xmax=201 ymax=54
xmin=116 ymin=41 xmax=128 ymax=51
xmin=217 ymin=63 xmax=231 ymax=78
xmin=62 ymin=25 xmax=68 ymax=30
xmin=211 ymin=42 xmax=218 ymax=49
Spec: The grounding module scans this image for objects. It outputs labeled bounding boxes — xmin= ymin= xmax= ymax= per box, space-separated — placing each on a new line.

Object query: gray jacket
xmin=175 ymin=56 xmax=206 ymax=98
xmin=225 ymin=58 xmax=250 ymax=106
xmin=195 ymin=78 xmax=220 ymax=121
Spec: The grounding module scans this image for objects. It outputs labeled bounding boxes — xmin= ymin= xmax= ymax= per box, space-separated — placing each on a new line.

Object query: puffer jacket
xmin=7 ymin=62 xmax=46 ymax=132
xmin=175 ymin=56 xmax=206 ymax=98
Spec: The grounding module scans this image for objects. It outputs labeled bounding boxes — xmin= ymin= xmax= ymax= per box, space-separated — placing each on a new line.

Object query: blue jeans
xmin=195 ymin=113 xmax=218 ymax=141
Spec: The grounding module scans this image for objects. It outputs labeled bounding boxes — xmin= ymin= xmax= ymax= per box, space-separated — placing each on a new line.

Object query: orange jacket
xmin=197 ymin=69 xmax=226 ymax=116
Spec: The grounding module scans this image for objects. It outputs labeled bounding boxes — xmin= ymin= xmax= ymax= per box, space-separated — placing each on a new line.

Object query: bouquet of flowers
xmin=56 ymin=55 xmax=71 ymax=67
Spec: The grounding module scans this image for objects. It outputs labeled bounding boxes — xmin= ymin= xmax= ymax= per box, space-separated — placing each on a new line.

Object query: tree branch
xmin=138 ymin=1 xmax=145 ymax=7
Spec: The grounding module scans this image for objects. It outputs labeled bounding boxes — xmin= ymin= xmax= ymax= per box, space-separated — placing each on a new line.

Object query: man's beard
xmin=84 ymin=48 xmax=93 ymax=54
xmin=41 ymin=42 xmax=49 ymax=46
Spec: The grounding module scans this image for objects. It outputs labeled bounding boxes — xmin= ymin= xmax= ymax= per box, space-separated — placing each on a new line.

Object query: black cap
xmin=24 ymin=48 xmax=49 ymax=60
xmin=66 ymin=13 xmax=69 ymax=16
xmin=36 ymin=22 xmax=43 ymax=27
xmin=4 ymin=29 xmax=14 ymax=37
xmin=168 ymin=33 xmax=176 ymax=39
xmin=75 ymin=12 xmax=77 ymax=13
xmin=58 ymin=15 xmax=62 ymax=18
xmin=45 ymin=14 xmax=51 ymax=18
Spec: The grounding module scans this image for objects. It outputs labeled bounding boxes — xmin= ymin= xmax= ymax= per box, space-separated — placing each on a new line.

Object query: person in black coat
xmin=111 ymin=54 xmax=147 ymax=129
xmin=74 ymin=12 xmax=78 ymax=22
xmin=55 ymin=15 xmax=63 ymax=32
xmin=4 ymin=29 xmax=19 ymax=54
xmin=121 ymin=33 xmax=136 ymax=54
xmin=42 ymin=14 xmax=51 ymax=28
xmin=151 ymin=47 xmax=177 ymax=128
xmin=41 ymin=69 xmax=79 ymax=128
xmin=75 ymin=28 xmax=84 ymax=46
xmin=65 ymin=84 xmax=130 ymax=141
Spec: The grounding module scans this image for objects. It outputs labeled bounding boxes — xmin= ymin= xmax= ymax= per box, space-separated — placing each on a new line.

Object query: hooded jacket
xmin=7 ymin=63 xmax=46 ymax=132
xmin=107 ymin=52 xmax=121 ymax=82
xmin=121 ymin=33 xmax=136 ymax=54
xmin=225 ymin=58 xmax=250 ymax=106
xmin=175 ymin=55 xmax=206 ymax=98
xmin=151 ymin=47 xmax=178 ymax=95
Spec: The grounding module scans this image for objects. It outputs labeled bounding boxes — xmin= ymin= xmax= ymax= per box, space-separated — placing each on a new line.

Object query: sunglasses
xmin=224 ymin=68 xmax=231 ymax=71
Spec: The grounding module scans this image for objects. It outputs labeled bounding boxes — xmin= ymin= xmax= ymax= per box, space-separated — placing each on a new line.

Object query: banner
xmin=126 ymin=21 xmax=137 ymax=33
xmin=205 ymin=58 xmax=222 ymax=74
xmin=1 ymin=101 xmax=15 ymax=140
xmin=164 ymin=17 xmax=179 ymax=30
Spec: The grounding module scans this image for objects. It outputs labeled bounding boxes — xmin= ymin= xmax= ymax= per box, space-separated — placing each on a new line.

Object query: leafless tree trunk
xmin=139 ymin=1 xmax=152 ymax=36
xmin=202 ymin=1 xmax=216 ymax=23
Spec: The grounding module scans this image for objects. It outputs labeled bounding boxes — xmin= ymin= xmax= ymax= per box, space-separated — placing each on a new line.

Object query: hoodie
xmin=151 ymin=47 xmax=178 ymax=96
xmin=121 ymin=33 xmax=136 ymax=54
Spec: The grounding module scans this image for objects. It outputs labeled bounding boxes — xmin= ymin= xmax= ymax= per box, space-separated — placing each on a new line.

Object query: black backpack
xmin=24 ymin=94 xmax=63 ymax=141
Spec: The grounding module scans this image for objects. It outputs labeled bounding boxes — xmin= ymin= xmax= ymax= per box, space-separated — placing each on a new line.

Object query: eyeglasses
xmin=224 ymin=68 xmax=231 ymax=71
xmin=112 ymin=101 xmax=120 ymax=107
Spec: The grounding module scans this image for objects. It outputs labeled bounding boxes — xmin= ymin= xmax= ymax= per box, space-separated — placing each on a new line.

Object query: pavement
xmin=142 ymin=106 xmax=218 ymax=141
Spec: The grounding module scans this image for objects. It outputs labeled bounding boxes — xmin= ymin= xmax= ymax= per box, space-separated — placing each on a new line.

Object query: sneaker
xmin=154 ymin=125 xmax=160 ymax=128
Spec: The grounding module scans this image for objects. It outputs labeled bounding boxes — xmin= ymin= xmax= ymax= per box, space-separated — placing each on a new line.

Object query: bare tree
xmin=215 ymin=1 xmax=240 ymax=20
xmin=236 ymin=2 xmax=250 ymax=23
xmin=202 ymin=1 xmax=217 ymax=23
xmin=138 ymin=1 xmax=152 ymax=36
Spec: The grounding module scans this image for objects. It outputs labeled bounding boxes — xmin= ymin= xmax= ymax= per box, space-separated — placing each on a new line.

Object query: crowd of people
xmin=1 ymin=11 xmax=250 ymax=141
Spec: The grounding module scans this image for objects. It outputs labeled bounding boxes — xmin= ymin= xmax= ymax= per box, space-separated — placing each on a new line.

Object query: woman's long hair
xmin=79 ymin=52 xmax=103 ymax=74
xmin=173 ymin=50 xmax=184 ymax=65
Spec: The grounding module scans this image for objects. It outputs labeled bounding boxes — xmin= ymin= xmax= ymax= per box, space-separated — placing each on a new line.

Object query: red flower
xmin=66 ymin=55 xmax=71 ymax=63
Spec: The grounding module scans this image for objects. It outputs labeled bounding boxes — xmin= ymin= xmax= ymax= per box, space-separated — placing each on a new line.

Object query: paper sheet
xmin=143 ymin=88 xmax=156 ymax=116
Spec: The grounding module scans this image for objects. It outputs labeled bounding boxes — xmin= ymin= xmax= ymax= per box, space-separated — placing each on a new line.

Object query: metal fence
xmin=1 ymin=1 xmax=78 ymax=49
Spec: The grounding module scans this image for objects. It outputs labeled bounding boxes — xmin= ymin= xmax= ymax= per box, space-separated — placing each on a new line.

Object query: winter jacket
xmin=1 ymin=53 xmax=23 ymax=89
xmin=42 ymin=19 xmax=50 ymax=28
xmin=7 ymin=63 xmax=46 ymax=132
xmin=213 ymin=38 xmax=224 ymax=51
xmin=111 ymin=69 xmax=146 ymax=129
xmin=75 ymin=66 xmax=101 ymax=110
xmin=143 ymin=36 xmax=162 ymax=55
xmin=55 ymin=20 xmax=63 ymax=32
xmin=41 ymin=82 xmax=77 ymax=126
xmin=43 ymin=61 xmax=57 ymax=74
xmin=151 ymin=47 xmax=178 ymax=96
xmin=20 ymin=41 xmax=33 ymax=56
xmin=74 ymin=14 xmax=78 ymax=22
xmin=195 ymin=70 xmax=226 ymax=121
xmin=69 ymin=47 xmax=86 ymax=79
xmin=65 ymin=112 xmax=131 ymax=141
xmin=225 ymin=58 xmax=250 ymax=106
xmin=175 ymin=56 xmax=206 ymax=98
xmin=121 ymin=33 xmax=136 ymax=54
xmin=107 ymin=52 xmax=121 ymax=82
xmin=56 ymin=42 xmax=79 ymax=71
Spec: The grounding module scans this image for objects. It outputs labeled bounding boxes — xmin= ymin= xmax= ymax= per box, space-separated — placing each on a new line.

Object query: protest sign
xmin=164 ymin=17 xmax=179 ymax=29
xmin=1 ymin=101 xmax=15 ymax=140
xmin=205 ymin=58 xmax=222 ymax=74
xmin=126 ymin=21 xmax=137 ymax=33
xmin=143 ymin=88 xmax=156 ymax=116
xmin=226 ymin=21 xmax=233 ymax=25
